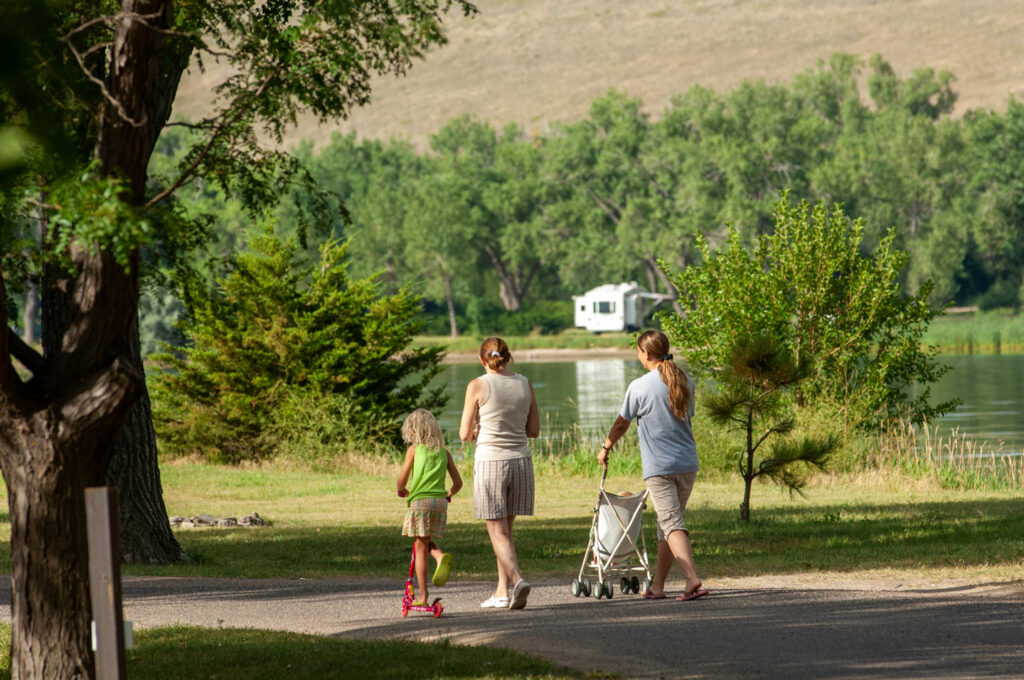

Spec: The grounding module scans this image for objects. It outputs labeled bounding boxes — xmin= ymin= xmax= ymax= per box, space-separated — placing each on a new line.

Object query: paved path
xmin=6 ymin=576 xmax=1020 ymax=679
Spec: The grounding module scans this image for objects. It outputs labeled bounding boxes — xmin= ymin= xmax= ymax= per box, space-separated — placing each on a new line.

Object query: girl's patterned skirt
xmin=402 ymin=496 xmax=448 ymax=538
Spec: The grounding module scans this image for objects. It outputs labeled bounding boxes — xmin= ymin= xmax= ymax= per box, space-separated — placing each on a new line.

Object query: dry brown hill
xmin=172 ymin=0 xmax=1024 ymax=151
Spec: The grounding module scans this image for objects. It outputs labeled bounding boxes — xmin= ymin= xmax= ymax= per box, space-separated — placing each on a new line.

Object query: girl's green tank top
xmin=407 ymin=443 xmax=447 ymax=504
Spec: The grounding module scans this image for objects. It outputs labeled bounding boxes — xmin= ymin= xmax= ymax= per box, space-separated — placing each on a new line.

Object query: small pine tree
xmin=151 ymin=228 xmax=445 ymax=462
xmin=704 ymin=335 xmax=840 ymax=522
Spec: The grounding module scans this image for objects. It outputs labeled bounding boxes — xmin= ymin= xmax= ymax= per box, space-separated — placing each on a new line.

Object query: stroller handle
xmin=599 ymin=463 xmax=608 ymax=489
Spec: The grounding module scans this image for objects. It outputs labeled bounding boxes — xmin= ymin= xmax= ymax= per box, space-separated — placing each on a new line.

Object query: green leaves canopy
xmin=661 ymin=195 xmax=958 ymax=428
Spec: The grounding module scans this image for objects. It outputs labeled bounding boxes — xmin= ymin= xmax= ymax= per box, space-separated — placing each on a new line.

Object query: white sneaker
xmin=509 ymin=579 xmax=531 ymax=610
xmin=480 ymin=596 xmax=510 ymax=608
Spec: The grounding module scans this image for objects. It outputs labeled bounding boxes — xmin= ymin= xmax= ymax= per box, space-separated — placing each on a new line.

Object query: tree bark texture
xmin=105 ymin=325 xmax=186 ymax=563
xmin=93 ymin=0 xmax=190 ymax=565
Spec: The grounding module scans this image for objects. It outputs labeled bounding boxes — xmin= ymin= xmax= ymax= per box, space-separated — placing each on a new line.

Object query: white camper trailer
xmin=572 ymin=282 xmax=673 ymax=333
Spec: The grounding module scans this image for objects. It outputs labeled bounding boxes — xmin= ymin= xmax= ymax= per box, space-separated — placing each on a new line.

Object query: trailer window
xmin=593 ymin=301 xmax=615 ymax=314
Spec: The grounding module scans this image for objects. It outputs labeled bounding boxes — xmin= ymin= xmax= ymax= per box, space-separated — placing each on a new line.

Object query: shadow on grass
xmin=0 ymin=624 xmax=598 ymax=680
xmin=116 ymin=497 xmax=1024 ymax=580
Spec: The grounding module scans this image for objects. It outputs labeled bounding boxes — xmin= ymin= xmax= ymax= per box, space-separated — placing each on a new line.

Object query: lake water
xmin=432 ymin=354 xmax=1024 ymax=455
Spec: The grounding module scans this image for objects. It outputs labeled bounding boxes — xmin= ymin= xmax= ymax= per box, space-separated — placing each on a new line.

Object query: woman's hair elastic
xmin=489 ymin=350 xmax=502 ymax=357
xmin=660 ymin=353 xmax=673 ymax=361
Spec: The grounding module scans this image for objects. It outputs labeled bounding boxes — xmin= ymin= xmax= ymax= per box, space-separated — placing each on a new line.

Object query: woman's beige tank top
xmin=474 ymin=372 xmax=532 ymax=461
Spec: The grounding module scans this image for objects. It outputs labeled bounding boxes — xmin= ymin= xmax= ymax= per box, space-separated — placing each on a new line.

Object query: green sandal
xmin=432 ymin=553 xmax=452 ymax=586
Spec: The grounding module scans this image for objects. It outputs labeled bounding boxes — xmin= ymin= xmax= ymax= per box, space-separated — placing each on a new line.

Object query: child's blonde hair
xmin=401 ymin=408 xmax=446 ymax=450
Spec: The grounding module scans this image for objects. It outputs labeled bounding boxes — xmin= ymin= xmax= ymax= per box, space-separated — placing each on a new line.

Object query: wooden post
xmin=85 ymin=486 xmax=127 ymax=680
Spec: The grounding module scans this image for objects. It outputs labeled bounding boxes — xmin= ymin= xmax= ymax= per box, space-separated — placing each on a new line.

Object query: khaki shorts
xmin=645 ymin=472 xmax=697 ymax=542
xmin=473 ymin=457 xmax=535 ymax=520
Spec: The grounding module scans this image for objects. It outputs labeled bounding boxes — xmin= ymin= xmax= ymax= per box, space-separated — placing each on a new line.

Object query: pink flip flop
xmin=677 ymin=589 xmax=709 ymax=602
xmin=642 ymin=591 xmax=667 ymax=600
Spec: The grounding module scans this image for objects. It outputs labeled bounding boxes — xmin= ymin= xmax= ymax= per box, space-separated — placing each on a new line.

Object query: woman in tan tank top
xmin=459 ymin=337 xmax=540 ymax=610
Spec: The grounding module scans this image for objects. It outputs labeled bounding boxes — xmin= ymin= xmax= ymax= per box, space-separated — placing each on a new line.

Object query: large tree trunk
xmin=481 ymin=245 xmax=544 ymax=313
xmin=442 ymin=274 xmax=458 ymax=338
xmin=106 ymin=324 xmax=187 ymax=563
xmin=4 ymin=430 xmax=106 ymax=679
xmin=3 ymin=248 xmax=142 ymax=679
xmin=94 ymin=0 xmax=189 ymax=565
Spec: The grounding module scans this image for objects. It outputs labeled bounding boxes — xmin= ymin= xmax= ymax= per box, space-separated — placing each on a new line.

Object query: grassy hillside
xmin=173 ymin=0 xmax=1024 ymax=150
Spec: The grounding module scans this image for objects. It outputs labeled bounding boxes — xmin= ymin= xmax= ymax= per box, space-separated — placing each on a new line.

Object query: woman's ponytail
xmin=637 ymin=329 xmax=691 ymax=420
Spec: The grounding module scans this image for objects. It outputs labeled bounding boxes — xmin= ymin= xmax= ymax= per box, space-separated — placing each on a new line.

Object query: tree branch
xmin=145 ymin=70 xmax=279 ymax=208
xmin=58 ymin=357 xmax=141 ymax=440
xmin=582 ymin=182 xmax=622 ymax=225
xmin=6 ymin=330 xmax=45 ymax=378
xmin=61 ymin=33 xmax=146 ymax=128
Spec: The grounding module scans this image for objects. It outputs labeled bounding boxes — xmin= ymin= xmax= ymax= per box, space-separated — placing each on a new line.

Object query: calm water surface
xmin=433 ymin=354 xmax=1024 ymax=454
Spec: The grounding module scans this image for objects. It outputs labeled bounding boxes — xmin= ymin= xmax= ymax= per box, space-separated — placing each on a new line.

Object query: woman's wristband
xmin=601 ymin=444 xmax=611 ymax=451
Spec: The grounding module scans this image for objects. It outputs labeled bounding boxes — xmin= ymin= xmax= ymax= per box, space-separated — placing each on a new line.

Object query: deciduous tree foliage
xmin=269 ymin=53 xmax=1024 ymax=329
xmin=0 ymin=1 xmax=474 ymax=677
xmin=661 ymin=195 xmax=959 ymax=430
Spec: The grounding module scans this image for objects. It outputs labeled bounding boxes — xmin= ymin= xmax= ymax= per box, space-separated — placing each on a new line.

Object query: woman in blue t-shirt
xmin=597 ymin=329 xmax=709 ymax=602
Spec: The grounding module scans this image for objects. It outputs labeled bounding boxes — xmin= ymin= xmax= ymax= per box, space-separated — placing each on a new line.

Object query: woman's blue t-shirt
xmin=619 ymin=369 xmax=699 ymax=479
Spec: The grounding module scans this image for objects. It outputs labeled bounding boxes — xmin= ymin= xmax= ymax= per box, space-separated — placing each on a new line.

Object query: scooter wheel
xmin=433 ymin=602 xmax=443 ymax=618
xmin=401 ymin=604 xmax=410 ymax=617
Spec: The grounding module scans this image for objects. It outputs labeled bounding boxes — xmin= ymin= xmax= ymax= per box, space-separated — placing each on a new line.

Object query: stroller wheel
xmin=641 ymin=577 xmax=653 ymax=594
xmin=620 ymin=577 xmax=630 ymax=594
xmin=592 ymin=582 xmax=603 ymax=599
xmin=631 ymin=576 xmax=641 ymax=594
xmin=603 ymin=580 xmax=613 ymax=599
xmin=581 ymin=578 xmax=592 ymax=597
xmin=571 ymin=579 xmax=581 ymax=597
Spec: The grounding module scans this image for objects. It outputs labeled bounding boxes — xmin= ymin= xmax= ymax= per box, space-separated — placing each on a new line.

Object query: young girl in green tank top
xmin=397 ymin=409 xmax=463 ymax=605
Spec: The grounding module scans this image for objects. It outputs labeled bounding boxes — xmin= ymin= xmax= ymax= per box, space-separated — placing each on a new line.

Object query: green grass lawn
xmin=0 ymin=625 xmax=601 ymax=680
xmin=4 ymin=463 xmax=1018 ymax=582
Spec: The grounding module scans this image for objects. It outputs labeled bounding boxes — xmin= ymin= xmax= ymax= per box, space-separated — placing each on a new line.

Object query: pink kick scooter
xmin=401 ymin=546 xmax=444 ymax=618
xmin=398 ymin=489 xmax=443 ymax=618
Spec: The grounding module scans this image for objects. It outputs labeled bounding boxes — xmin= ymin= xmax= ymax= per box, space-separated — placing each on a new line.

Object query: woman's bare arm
xmin=459 ymin=378 xmax=483 ymax=441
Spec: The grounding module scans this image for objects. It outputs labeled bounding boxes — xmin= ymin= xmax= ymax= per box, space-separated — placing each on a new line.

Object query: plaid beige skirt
xmin=402 ymin=496 xmax=448 ymax=538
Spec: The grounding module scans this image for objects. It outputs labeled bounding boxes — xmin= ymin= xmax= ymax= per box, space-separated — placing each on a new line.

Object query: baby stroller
xmin=571 ymin=466 xmax=653 ymax=599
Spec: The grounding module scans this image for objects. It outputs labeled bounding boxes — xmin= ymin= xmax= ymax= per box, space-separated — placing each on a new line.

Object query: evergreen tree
xmin=704 ymin=335 xmax=839 ymax=522
xmin=152 ymin=229 xmax=445 ymax=463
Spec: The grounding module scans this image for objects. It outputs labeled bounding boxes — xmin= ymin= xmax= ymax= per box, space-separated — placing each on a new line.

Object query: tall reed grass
xmin=856 ymin=419 xmax=1024 ymax=491
xmin=923 ymin=308 xmax=1024 ymax=353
